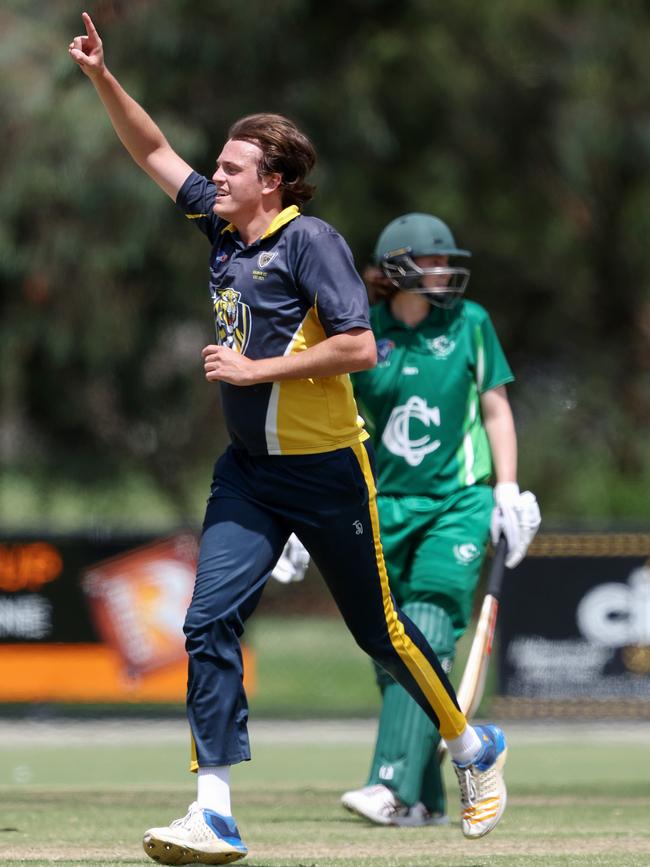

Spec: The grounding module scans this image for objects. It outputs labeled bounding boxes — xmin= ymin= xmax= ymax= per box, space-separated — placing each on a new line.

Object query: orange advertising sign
xmin=0 ymin=542 xmax=63 ymax=591
xmin=82 ymin=533 xmax=199 ymax=676
xmin=0 ymin=642 xmax=255 ymax=703
xmin=0 ymin=532 xmax=256 ymax=703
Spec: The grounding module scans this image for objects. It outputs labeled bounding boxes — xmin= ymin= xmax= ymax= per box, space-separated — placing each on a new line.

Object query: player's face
xmin=212 ymin=139 xmax=272 ymax=222
xmin=414 ymin=254 xmax=450 ymax=288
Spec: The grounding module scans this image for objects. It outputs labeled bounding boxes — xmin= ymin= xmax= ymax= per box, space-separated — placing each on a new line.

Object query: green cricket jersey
xmin=352 ymin=300 xmax=514 ymax=497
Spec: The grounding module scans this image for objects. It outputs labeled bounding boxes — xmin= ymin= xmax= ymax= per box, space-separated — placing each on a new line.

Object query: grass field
xmin=1 ymin=720 xmax=649 ymax=867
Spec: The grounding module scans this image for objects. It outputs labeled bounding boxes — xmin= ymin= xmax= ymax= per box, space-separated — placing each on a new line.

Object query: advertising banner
xmin=498 ymin=534 xmax=650 ymax=714
xmin=0 ymin=532 xmax=255 ymax=703
xmin=82 ymin=534 xmax=199 ymax=677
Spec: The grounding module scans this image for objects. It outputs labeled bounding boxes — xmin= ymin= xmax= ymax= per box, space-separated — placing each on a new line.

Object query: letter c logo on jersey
xmin=212 ymin=288 xmax=252 ymax=353
xmin=381 ymin=395 xmax=441 ymax=467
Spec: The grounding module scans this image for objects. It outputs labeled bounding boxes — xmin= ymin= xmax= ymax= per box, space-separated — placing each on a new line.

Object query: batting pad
xmin=367 ymin=602 xmax=455 ymax=812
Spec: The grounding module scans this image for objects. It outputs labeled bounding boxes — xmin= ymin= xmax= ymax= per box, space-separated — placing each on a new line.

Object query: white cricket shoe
xmin=142 ymin=801 xmax=248 ymax=864
xmin=452 ymin=724 xmax=508 ymax=839
xmin=341 ymin=785 xmax=449 ymax=827
xmin=341 ymin=784 xmax=408 ymax=825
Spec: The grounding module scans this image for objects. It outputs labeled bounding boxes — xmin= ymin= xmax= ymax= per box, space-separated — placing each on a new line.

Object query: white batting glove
xmin=270 ymin=533 xmax=310 ymax=584
xmin=491 ymin=483 xmax=541 ymax=569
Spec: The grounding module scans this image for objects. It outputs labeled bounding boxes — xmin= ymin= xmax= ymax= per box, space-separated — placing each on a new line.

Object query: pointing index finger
xmin=82 ymin=11 xmax=99 ymax=40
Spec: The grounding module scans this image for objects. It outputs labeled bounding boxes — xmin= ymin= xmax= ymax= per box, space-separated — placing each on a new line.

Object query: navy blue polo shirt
xmin=177 ymin=171 xmax=371 ymax=455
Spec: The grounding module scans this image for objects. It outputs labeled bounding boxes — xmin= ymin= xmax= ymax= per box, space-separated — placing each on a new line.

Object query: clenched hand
xmin=202 ymin=345 xmax=259 ymax=386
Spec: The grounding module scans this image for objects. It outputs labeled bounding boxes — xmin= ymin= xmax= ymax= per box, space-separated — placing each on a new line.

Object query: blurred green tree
xmin=1 ymin=0 xmax=648 ymax=525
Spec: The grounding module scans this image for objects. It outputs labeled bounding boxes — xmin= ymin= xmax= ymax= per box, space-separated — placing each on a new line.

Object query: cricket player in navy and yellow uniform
xmin=69 ymin=14 xmax=514 ymax=862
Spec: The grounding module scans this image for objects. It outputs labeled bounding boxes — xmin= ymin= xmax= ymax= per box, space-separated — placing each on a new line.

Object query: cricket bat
xmin=438 ymin=535 xmax=508 ymax=761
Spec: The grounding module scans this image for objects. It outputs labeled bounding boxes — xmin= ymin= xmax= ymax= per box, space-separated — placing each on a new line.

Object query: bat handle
xmin=486 ymin=535 xmax=508 ymax=599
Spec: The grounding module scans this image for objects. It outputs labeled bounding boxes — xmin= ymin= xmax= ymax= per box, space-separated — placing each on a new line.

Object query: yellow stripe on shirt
xmin=265 ymin=306 xmax=368 ymax=455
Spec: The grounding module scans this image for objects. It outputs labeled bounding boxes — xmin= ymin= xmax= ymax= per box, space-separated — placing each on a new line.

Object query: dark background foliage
xmin=1 ymin=0 xmax=649 ymax=526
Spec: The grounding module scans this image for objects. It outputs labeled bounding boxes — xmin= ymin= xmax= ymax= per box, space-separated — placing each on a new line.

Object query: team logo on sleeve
xmin=212 ymin=288 xmax=251 ymax=353
xmin=381 ymin=395 xmax=441 ymax=466
xmin=376 ymin=338 xmax=395 ymax=365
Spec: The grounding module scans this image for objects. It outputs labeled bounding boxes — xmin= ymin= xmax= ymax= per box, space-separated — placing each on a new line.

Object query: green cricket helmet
xmin=374 ymin=212 xmax=471 ymax=308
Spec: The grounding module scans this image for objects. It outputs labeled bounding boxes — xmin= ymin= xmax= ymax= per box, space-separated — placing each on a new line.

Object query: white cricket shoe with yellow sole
xmin=143 ymin=801 xmax=247 ymax=864
xmin=452 ymin=724 xmax=507 ymax=839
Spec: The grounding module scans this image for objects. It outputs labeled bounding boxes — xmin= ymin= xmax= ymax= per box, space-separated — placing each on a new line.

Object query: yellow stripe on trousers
xmin=350 ymin=441 xmax=468 ymax=740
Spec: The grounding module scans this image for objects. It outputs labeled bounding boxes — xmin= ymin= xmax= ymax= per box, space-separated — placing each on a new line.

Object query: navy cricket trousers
xmin=183 ymin=440 xmax=466 ymax=768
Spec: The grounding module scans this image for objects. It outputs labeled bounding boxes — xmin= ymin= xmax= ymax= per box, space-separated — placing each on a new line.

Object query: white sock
xmin=197 ymin=765 xmax=232 ymax=816
xmin=446 ymin=725 xmax=482 ymax=766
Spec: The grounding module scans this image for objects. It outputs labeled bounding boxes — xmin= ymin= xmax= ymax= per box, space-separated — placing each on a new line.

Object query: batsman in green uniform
xmin=340 ymin=213 xmax=541 ymax=826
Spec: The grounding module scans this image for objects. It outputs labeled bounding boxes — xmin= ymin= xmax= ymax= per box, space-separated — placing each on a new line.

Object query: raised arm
xmin=68 ymin=12 xmax=193 ymax=200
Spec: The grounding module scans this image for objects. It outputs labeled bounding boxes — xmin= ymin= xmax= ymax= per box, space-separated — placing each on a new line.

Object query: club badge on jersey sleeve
xmin=376 ymin=338 xmax=395 ymax=366
xmin=212 ymin=287 xmax=252 ymax=353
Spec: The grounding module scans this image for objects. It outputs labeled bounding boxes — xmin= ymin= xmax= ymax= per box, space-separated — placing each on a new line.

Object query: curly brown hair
xmin=228 ymin=113 xmax=316 ymax=208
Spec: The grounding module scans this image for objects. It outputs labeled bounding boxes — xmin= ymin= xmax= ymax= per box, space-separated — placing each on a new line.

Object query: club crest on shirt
xmin=252 ymin=251 xmax=278 ymax=281
xmin=257 ymin=251 xmax=278 ymax=269
xmin=427 ymin=335 xmax=456 ymax=359
xmin=376 ymin=338 xmax=395 ymax=365
xmin=212 ymin=287 xmax=252 ymax=354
